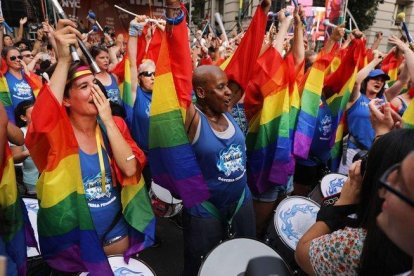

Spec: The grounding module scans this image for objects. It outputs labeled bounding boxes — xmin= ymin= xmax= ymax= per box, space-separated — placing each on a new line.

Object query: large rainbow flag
xmin=148 ymin=16 xmax=210 ymax=208
xmin=382 ymin=50 xmax=404 ymax=86
xmin=0 ymin=142 xmax=37 ymax=275
xmin=26 ymin=85 xmax=155 ymax=274
xmin=244 ymin=47 xmax=292 ymax=194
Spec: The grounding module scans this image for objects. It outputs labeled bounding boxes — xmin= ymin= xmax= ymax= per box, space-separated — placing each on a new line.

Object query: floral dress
xmin=309 ymin=227 xmax=367 ymax=275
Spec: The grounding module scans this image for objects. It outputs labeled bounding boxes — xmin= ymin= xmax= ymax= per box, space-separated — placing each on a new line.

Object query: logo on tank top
xmin=319 ymin=114 xmax=332 ymax=139
xmin=217 ymin=144 xmax=246 ymax=181
xmin=106 ymin=88 xmax=121 ymax=104
xmin=12 ymin=82 xmax=32 ymax=100
xmin=84 ymin=173 xmax=115 ymax=208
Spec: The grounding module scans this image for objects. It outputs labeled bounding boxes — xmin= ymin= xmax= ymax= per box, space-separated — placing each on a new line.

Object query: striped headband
xmin=68 ymin=66 xmax=93 ymax=83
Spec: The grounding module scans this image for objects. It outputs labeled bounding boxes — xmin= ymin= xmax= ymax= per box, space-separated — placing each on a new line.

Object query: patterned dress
xmin=309 ymin=227 xmax=367 ymax=276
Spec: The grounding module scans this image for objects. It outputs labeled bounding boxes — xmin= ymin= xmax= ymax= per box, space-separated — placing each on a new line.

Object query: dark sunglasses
xmin=139 ymin=71 xmax=155 ymax=77
xmin=9 ymin=55 xmax=23 ymax=61
xmin=23 ymin=54 xmax=34 ymax=58
xmin=378 ymin=163 xmax=414 ymax=208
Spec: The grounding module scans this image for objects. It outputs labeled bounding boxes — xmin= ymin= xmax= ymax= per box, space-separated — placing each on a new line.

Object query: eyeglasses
xmin=139 ymin=71 xmax=155 ymax=77
xmin=378 ymin=163 xmax=414 ymax=208
xmin=9 ymin=55 xmax=23 ymax=61
xmin=22 ymin=54 xmax=34 ymax=58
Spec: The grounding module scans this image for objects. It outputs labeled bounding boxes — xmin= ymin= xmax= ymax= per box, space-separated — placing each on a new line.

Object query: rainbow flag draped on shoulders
xmin=0 ymin=143 xmax=37 ymax=275
xmin=244 ymin=47 xmax=292 ymax=194
xmin=324 ymin=39 xmax=366 ymax=171
xmin=26 ymin=84 xmax=155 ymax=274
xmin=148 ymin=15 xmax=209 ymax=208
xmin=293 ymin=50 xmax=336 ymax=159
xmin=0 ymin=73 xmax=13 ymax=123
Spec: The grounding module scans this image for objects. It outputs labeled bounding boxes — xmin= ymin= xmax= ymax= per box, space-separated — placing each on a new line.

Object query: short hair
xmin=1 ymin=46 xmax=20 ymax=58
xmin=138 ymin=59 xmax=155 ymax=74
xmin=14 ymin=100 xmax=34 ymax=128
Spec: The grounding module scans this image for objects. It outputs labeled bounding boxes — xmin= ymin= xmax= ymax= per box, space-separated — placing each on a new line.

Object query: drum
xmin=320 ymin=173 xmax=347 ymax=198
xmin=149 ymin=181 xmax=183 ymax=218
xmin=274 ymin=196 xmax=320 ymax=251
xmin=79 ymin=255 xmax=156 ymax=275
xmin=198 ymin=238 xmax=289 ymax=276
xmin=23 ymin=197 xmax=40 ymax=258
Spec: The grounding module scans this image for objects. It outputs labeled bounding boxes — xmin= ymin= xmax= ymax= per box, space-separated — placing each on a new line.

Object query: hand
xmin=336 ymin=160 xmax=363 ymax=205
xmin=388 ymin=35 xmax=410 ymax=53
xmin=293 ymin=5 xmax=305 ymax=27
xmin=352 ymin=29 xmax=363 ymax=39
xmin=278 ymin=9 xmax=291 ymax=25
xmin=91 ymin=83 xmax=112 ymax=123
xmin=19 ymin=17 xmax=27 ymax=25
xmin=373 ymin=49 xmax=385 ymax=61
xmin=369 ymin=100 xmax=403 ymax=136
xmin=53 ymin=19 xmax=81 ymax=63
xmin=331 ymin=24 xmax=345 ymax=42
xmin=375 ymin=31 xmax=383 ymax=40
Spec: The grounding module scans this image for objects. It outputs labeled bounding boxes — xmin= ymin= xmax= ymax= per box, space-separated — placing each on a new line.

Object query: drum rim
xmin=320 ymin=173 xmax=348 ymax=197
xmin=79 ymin=254 xmax=157 ymax=275
xmin=197 ymin=237 xmax=290 ymax=276
xmin=273 ymin=196 xmax=320 ymax=251
xmin=150 ymin=181 xmax=182 ymax=204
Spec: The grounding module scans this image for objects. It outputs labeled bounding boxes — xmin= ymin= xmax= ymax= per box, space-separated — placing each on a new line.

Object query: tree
xmin=347 ymin=0 xmax=382 ymax=31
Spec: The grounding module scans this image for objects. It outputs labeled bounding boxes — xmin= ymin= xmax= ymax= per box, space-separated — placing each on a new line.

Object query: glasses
xmin=139 ymin=71 xmax=155 ymax=77
xmin=379 ymin=163 xmax=414 ymax=208
xmin=9 ymin=55 xmax=23 ymax=61
xmin=23 ymin=54 xmax=34 ymax=58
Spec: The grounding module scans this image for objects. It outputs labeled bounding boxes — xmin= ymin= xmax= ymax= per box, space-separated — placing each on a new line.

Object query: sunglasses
xmin=9 ymin=55 xmax=23 ymax=61
xmin=23 ymin=54 xmax=34 ymax=58
xmin=378 ymin=163 xmax=414 ymax=208
xmin=139 ymin=71 xmax=155 ymax=77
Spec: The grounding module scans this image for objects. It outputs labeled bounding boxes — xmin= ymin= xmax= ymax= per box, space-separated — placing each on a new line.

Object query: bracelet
xmin=129 ymin=22 xmax=143 ymax=37
xmin=316 ymin=204 xmax=358 ymax=232
xmin=126 ymin=154 xmax=135 ymax=161
xmin=165 ymin=8 xmax=185 ymax=25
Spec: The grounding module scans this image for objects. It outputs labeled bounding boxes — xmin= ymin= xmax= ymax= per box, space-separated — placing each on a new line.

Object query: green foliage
xmin=347 ymin=0 xmax=382 ymax=31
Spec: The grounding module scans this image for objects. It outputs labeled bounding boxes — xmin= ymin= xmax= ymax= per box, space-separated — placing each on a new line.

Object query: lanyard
xmin=95 ymin=125 xmax=107 ymax=193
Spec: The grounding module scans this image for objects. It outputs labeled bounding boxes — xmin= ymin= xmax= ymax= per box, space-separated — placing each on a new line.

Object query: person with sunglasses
xmin=296 ymin=102 xmax=412 ymax=275
xmin=1 ymin=46 xmax=35 ymax=123
xmin=377 ymin=152 xmax=414 ymax=276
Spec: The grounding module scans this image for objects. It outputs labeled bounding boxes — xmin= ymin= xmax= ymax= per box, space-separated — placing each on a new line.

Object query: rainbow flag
xmin=0 ymin=144 xmax=31 ymax=275
xmin=245 ymin=47 xmax=292 ymax=194
xmin=26 ymin=85 xmax=155 ymax=274
xmin=112 ymin=54 xmax=134 ymax=127
xmin=0 ymin=73 xmax=14 ymax=123
xmin=224 ymin=6 xmax=267 ymax=91
xmin=146 ymin=27 xmax=162 ymax=65
xmin=403 ymin=100 xmax=414 ymax=128
xmin=25 ymin=72 xmax=42 ymax=98
xmin=148 ymin=17 xmax=210 ymax=208
xmin=325 ymin=39 xmax=366 ymax=170
xmin=381 ymin=50 xmax=404 ymax=86
xmin=294 ymin=52 xmax=334 ymax=159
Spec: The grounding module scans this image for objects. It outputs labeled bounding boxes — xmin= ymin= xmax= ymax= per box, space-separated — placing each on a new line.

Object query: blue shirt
xmin=5 ymin=71 xmax=34 ymax=121
xmin=189 ymin=110 xmax=251 ymax=217
xmin=347 ymin=94 xmax=378 ymax=150
xmin=297 ymin=98 xmax=333 ymax=166
xmin=79 ymin=148 xmax=128 ymax=241
xmin=131 ymin=87 xmax=152 ymax=153
xmin=104 ymin=74 xmax=122 ymax=106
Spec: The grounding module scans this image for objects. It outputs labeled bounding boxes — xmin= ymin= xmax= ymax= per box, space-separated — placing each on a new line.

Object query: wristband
xmin=126 ymin=154 xmax=135 ymax=161
xmin=129 ymin=22 xmax=143 ymax=37
xmin=165 ymin=8 xmax=185 ymax=25
xmin=316 ymin=204 xmax=358 ymax=232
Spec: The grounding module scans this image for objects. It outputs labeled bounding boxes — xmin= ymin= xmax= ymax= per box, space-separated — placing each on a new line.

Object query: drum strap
xmin=201 ymin=189 xmax=245 ymax=228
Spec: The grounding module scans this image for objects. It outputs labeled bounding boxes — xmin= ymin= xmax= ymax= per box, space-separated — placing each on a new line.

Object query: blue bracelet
xmin=165 ymin=9 xmax=185 ymax=25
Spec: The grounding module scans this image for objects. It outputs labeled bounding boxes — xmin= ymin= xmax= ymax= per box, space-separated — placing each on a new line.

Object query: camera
xmin=352 ymin=150 xmax=369 ymax=176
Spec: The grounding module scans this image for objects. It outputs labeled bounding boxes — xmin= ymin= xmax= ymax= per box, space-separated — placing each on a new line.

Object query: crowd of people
xmin=0 ymin=0 xmax=414 ymax=275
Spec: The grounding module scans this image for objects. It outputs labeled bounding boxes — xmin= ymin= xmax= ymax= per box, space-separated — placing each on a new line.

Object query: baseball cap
xmin=367 ymin=69 xmax=390 ymax=80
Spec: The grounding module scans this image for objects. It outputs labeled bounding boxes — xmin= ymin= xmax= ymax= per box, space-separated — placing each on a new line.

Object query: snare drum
xmin=320 ymin=173 xmax=347 ymax=197
xmin=149 ymin=182 xmax=183 ymax=217
xmin=198 ymin=238 xmax=289 ymax=276
xmin=79 ymin=255 xmax=156 ymax=275
xmin=23 ymin=197 xmax=40 ymax=258
xmin=274 ymin=196 xmax=320 ymax=251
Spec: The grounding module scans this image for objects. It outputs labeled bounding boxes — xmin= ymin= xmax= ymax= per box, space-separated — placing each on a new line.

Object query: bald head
xmin=193 ymin=65 xmax=225 ymax=91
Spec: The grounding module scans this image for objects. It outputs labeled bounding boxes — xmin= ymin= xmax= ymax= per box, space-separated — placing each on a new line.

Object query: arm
xmin=43 ymin=21 xmax=59 ymax=59
xmin=50 ymin=19 xmax=81 ymax=104
xmin=388 ymin=35 xmax=414 ymax=81
xmin=92 ymin=84 xmax=138 ymax=176
xmin=15 ymin=17 xmax=27 ymax=43
xmin=385 ymin=62 xmax=409 ymax=101
xmin=371 ymin=32 xmax=383 ymax=51
xmin=273 ymin=9 xmax=292 ymax=55
xmin=7 ymin=123 xmax=24 ymax=146
xmin=26 ymin=53 xmax=42 ymax=72
xmin=321 ymin=25 xmax=344 ymax=54
xmin=10 ymin=145 xmax=29 ymax=163
xmin=292 ymin=5 xmax=305 ymax=67
xmin=127 ymin=17 xmax=146 ymax=103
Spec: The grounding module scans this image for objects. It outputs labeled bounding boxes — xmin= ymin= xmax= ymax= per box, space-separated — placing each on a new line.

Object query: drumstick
xmin=214 ymin=13 xmax=228 ymax=42
xmin=114 ymin=5 xmax=139 ymax=18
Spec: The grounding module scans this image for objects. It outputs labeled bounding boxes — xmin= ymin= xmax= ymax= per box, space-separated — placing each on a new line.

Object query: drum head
xmin=320 ymin=173 xmax=347 ymax=197
xmin=274 ymin=196 xmax=320 ymax=250
xmin=198 ymin=238 xmax=284 ymax=276
xmin=23 ymin=197 xmax=40 ymax=257
xmin=151 ymin=182 xmax=182 ymax=204
xmin=79 ymin=255 xmax=156 ymax=275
